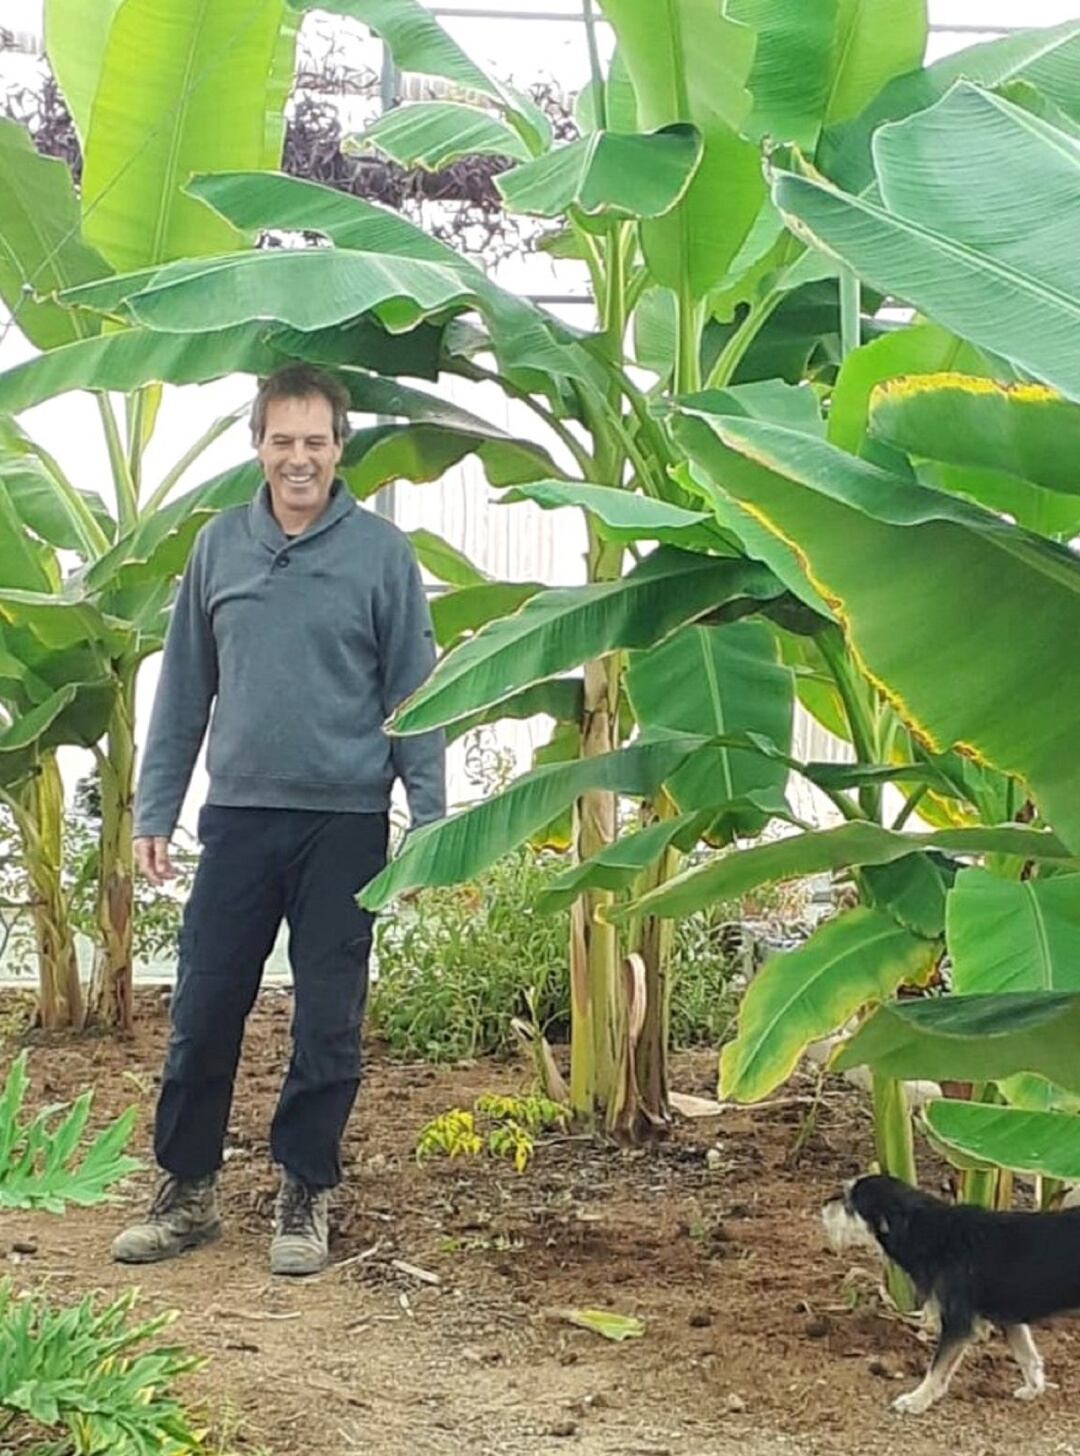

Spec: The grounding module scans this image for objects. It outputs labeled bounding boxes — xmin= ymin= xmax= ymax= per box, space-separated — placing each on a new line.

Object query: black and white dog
xmin=823 ymin=1174 xmax=1080 ymax=1414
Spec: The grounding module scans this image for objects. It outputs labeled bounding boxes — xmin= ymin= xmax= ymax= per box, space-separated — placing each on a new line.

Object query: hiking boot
xmin=112 ymin=1173 xmax=221 ymax=1264
xmin=270 ymin=1173 xmax=330 ymax=1276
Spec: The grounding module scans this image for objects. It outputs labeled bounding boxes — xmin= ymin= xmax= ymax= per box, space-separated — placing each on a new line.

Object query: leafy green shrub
xmin=370 ymin=845 xmax=803 ymax=1061
xmin=0 ymin=775 xmax=198 ymax=979
xmin=0 ymin=1051 xmax=140 ymax=1212
xmin=0 ymin=1281 xmax=204 ymax=1455
xmin=371 ymin=846 xmax=570 ymax=1061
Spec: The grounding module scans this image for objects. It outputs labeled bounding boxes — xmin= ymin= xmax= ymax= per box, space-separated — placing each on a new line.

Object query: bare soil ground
xmin=4 ymin=988 xmax=1080 ymax=1456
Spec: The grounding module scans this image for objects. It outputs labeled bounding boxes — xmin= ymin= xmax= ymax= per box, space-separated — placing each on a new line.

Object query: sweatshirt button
xmin=275 ymin=555 xmax=290 ymax=568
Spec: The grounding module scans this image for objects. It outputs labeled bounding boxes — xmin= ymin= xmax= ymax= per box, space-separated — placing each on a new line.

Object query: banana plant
xmin=60 ymin=0 xmax=1080 ymax=1127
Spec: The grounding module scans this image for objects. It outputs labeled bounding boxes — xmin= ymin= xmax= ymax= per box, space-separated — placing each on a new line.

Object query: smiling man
xmin=113 ymin=363 xmax=445 ymax=1276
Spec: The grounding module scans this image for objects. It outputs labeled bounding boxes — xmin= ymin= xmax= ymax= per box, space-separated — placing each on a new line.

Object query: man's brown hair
xmin=249 ymin=363 xmax=352 ymax=444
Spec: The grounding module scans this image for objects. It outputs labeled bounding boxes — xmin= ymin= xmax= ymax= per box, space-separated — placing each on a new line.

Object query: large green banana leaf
xmin=775 ymin=85 xmax=1080 ymax=401
xmin=344 ymin=422 xmax=560 ymax=499
xmin=390 ymin=551 xmax=785 ymax=735
xmin=0 ymin=321 xmax=443 ymax=415
xmin=83 ymin=462 xmax=261 ymax=597
xmin=924 ymin=1100 xmax=1080 ymax=1182
xmin=822 ymin=19 xmax=1080 ymax=190
xmin=81 ymin=0 xmax=294 ymax=271
xmin=673 ymin=423 xmax=828 ymax=616
xmin=727 ymin=0 xmax=837 ymax=151
xmin=0 ymin=326 xmax=280 ymax=415
xmin=43 ymin=0 xmax=124 ymax=146
xmin=536 ymin=811 xmax=713 ymax=916
xmin=292 ymin=0 xmax=549 ymax=155
xmin=0 ymin=591 xmax=127 ymax=656
xmin=947 ymin=868 xmax=1080 ymax=995
xmin=64 ymin=249 xmax=479 ymax=336
xmin=861 ymin=852 xmax=953 ymax=940
xmin=359 ymin=732 xmax=711 ymax=908
xmin=682 ymin=413 xmax=1080 ymax=851
xmin=497 ymin=126 xmax=703 ymax=220
xmin=607 ymin=822 xmax=1074 ymax=924
xmin=0 ymin=682 xmax=116 ymax=790
xmin=499 ymin=482 xmax=723 ymax=552
xmin=870 ymin=374 xmax=1080 ymax=497
xmin=598 ymin=0 xmax=762 ymax=298
xmin=430 ymin=583 xmax=542 ymax=651
xmin=0 ymin=486 xmax=58 ymax=595
xmin=1 ymin=456 xmax=113 ymax=556
xmin=407 ymin=531 xmax=486 ymax=590
xmin=720 ymin=907 xmax=936 ymax=1103
xmin=821 ymin=0 xmax=926 ymax=126
xmin=834 ymin=991 xmax=1080 ymax=1097
xmin=447 ymin=680 xmax=583 ymax=747
xmin=352 ymin=103 xmax=531 ymax=171
xmin=625 ymin=621 xmax=793 ymax=840
xmin=0 ymin=121 xmax=109 ymax=350
xmin=187 ymin=171 xmax=586 ymax=384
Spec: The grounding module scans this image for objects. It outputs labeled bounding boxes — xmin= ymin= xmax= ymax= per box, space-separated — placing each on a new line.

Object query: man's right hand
xmin=134 ymin=836 xmax=176 ymax=887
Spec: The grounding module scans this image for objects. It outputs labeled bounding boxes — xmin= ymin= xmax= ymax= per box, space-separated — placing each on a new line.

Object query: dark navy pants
xmin=154 ymin=805 xmax=388 ymax=1189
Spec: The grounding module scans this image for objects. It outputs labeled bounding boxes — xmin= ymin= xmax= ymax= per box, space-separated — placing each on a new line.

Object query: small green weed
xmin=416 ymin=1093 xmax=569 ymax=1174
xmin=0 ymin=1050 xmax=141 ymax=1212
xmin=0 ymin=1281 xmax=204 ymax=1455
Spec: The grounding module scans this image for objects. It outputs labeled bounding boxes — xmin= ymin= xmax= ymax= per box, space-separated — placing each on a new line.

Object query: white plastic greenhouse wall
xmin=0 ymin=1 xmax=1074 ymax=858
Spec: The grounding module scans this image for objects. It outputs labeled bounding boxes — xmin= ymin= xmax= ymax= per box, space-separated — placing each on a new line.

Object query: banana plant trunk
xmin=86 ymin=667 xmax=136 ymax=1033
xmin=568 ymin=520 xmax=624 ymax=1123
xmin=872 ymin=1071 xmax=917 ymax=1310
xmin=18 ymin=756 xmax=84 ymax=1031
xmin=624 ymin=802 xmax=680 ymax=1137
xmin=570 ymin=651 xmax=621 ymax=1120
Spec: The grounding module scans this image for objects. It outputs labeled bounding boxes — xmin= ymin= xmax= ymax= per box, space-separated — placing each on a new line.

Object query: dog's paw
xmin=1013 ymin=1376 xmax=1052 ymax=1402
xmin=891 ymin=1389 xmax=933 ymax=1416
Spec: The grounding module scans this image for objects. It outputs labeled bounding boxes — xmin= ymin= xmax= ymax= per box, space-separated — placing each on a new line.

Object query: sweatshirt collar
xmin=249 ymin=477 xmax=355 ymax=551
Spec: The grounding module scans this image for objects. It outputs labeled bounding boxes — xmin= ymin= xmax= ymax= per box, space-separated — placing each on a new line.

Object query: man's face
xmin=256 ymin=394 xmax=343 ymax=522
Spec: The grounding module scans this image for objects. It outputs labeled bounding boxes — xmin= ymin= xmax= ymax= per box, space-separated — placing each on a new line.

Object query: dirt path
xmin=6 ymin=990 xmax=1080 ymax=1456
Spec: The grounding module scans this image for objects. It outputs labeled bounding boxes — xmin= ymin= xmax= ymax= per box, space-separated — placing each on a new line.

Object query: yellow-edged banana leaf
xmin=828 ymin=323 xmax=993 ymax=455
xmin=407 ymin=531 xmax=487 ymax=590
xmin=870 ymin=374 xmax=1080 ymax=498
xmin=679 ymin=412 xmax=1080 ymax=851
xmin=0 ymin=681 xmax=116 ymax=789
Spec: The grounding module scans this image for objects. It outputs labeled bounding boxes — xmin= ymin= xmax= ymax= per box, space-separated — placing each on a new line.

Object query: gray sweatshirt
xmin=134 ymin=479 xmax=446 ymax=838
